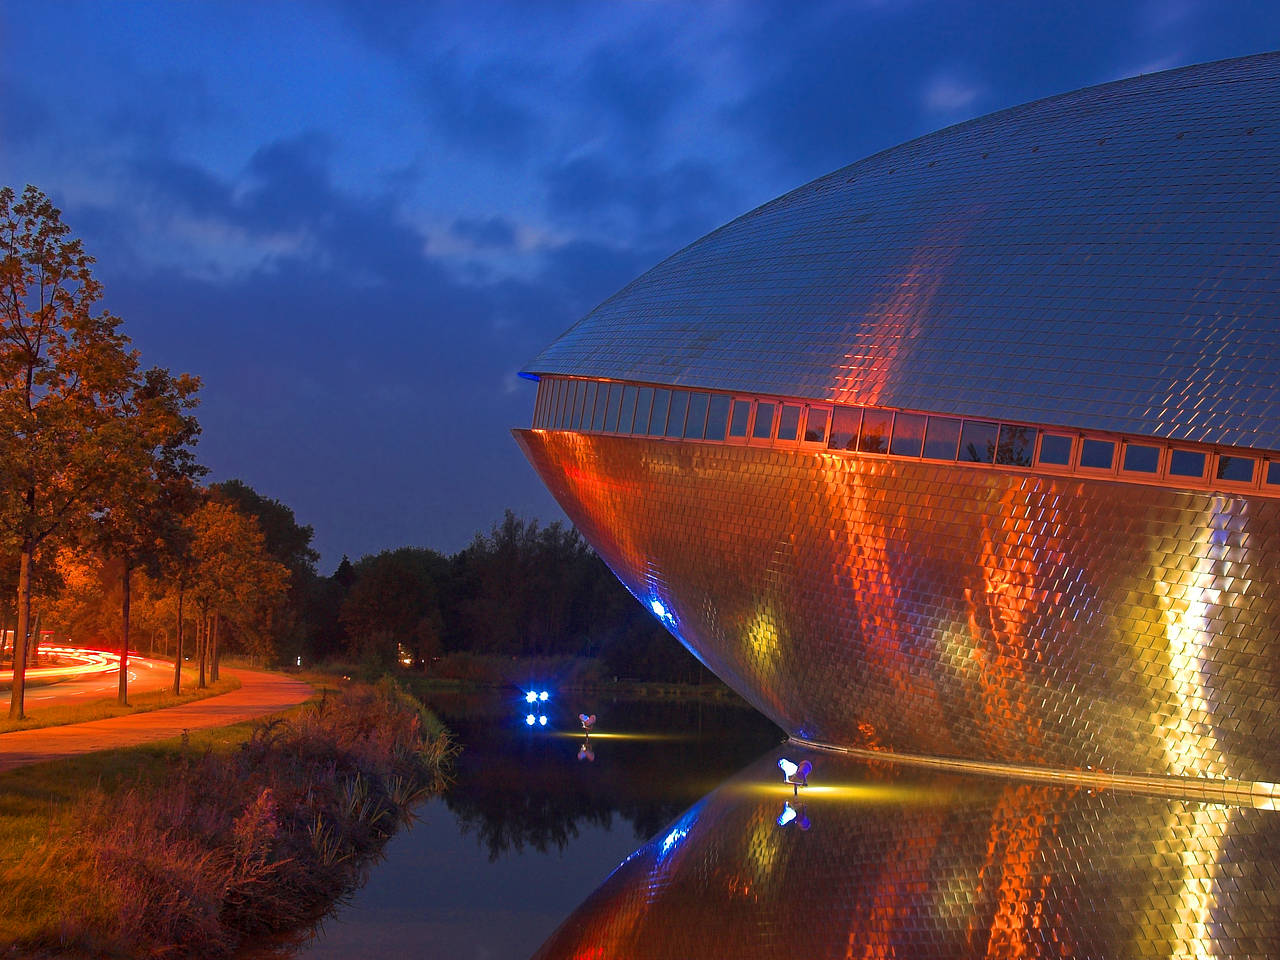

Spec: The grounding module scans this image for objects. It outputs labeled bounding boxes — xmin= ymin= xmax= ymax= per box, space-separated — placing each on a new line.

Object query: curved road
xmin=0 ymin=651 xmax=173 ymax=710
xmin=0 ymin=667 xmax=313 ymax=774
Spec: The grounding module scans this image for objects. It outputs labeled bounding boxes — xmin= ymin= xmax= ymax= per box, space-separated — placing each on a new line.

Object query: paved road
xmin=0 ymin=668 xmax=313 ymax=774
xmin=0 ymin=653 xmax=173 ymax=710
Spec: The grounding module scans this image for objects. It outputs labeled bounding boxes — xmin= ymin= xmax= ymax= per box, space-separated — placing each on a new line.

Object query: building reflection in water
xmin=532 ymin=747 xmax=1280 ymax=959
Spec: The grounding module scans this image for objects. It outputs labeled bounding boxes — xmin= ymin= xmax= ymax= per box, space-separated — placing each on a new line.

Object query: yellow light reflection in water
xmin=1130 ymin=802 xmax=1232 ymax=959
xmin=545 ymin=731 xmax=695 ymax=743
xmin=726 ymin=781 xmax=967 ymax=806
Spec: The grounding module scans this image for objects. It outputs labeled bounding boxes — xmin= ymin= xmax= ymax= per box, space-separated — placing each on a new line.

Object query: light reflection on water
xmin=534 ymin=746 xmax=1280 ymax=959
xmin=270 ymin=693 xmax=1280 ymax=959
xmin=274 ymin=692 xmax=784 ymax=959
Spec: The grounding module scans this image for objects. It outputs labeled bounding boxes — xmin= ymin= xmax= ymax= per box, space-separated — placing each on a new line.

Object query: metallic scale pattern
xmin=517 ymin=53 xmax=1280 ymax=786
xmin=516 ymin=430 xmax=1280 ymax=784
xmin=531 ymin=747 xmax=1280 ymax=959
xmin=528 ymin=53 xmax=1280 ymax=451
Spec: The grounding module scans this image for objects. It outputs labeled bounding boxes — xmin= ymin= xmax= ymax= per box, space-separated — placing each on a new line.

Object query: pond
xmin=276 ymin=689 xmax=783 ymax=959
xmin=272 ymin=690 xmax=1280 ymax=959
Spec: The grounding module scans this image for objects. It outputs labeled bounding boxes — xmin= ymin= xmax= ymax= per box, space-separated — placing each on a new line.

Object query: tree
xmin=209 ymin=480 xmax=316 ymax=664
xmin=340 ymin=548 xmax=447 ymax=667
xmin=0 ymin=185 xmax=136 ymax=719
xmin=88 ymin=365 xmax=203 ymax=704
xmin=186 ymin=498 xmax=289 ymax=684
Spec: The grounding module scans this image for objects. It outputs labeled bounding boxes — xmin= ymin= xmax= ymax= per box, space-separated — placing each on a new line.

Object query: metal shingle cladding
xmin=525 ymin=52 xmax=1280 ymax=451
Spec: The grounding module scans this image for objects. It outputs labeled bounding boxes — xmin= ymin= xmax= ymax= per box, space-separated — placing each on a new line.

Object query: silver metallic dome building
xmin=516 ymin=52 xmax=1280 ymax=794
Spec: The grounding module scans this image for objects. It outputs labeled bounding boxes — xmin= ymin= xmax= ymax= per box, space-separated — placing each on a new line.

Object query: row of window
xmin=531 ymin=376 xmax=1280 ymax=493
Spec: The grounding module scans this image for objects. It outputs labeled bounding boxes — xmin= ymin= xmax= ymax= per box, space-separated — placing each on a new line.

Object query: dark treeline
xmin=299 ymin=510 xmax=713 ymax=685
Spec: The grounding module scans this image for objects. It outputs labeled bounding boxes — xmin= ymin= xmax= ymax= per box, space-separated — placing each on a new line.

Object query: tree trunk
xmin=197 ymin=611 xmax=207 ymax=689
xmin=9 ymin=548 xmax=32 ymax=720
xmin=172 ymin=584 xmax=184 ymax=696
xmin=210 ymin=613 xmax=220 ymax=683
xmin=117 ymin=558 xmax=131 ymax=706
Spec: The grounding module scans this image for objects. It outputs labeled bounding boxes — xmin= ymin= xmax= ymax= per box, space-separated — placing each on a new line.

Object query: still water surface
xmin=284 ymin=691 xmax=783 ymax=960
xmin=281 ymin=691 xmax=1280 ymax=959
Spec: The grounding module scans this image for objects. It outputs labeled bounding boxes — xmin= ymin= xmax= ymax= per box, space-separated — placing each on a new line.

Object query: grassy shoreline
xmin=0 ymin=679 xmax=454 ymax=958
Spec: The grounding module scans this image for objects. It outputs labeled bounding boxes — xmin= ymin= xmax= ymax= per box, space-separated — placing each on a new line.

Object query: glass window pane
xmin=728 ymin=399 xmax=751 ymax=437
xmin=1079 ymin=438 xmax=1115 ymax=470
xmin=649 ymin=390 xmax=670 ymax=437
xmin=804 ymin=408 xmax=829 ymax=443
xmin=706 ymin=395 xmax=731 ymax=441
xmin=777 ymin=404 xmax=802 ymax=441
xmin=619 ymin=385 xmax=638 ymax=434
xmin=890 ymin=413 xmax=925 ymax=457
xmin=922 ymin=417 xmax=961 ymax=460
xmin=572 ymin=381 xmax=589 ymax=429
xmin=591 ymin=383 xmax=610 ymax=431
xmin=753 ymin=401 xmax=776 ymax=439
xmin=1217 ymin=455 xmax=1255 ymax=483
xmin=533 ymin=381 xmax=546 ymax=426
xmin=828 ymin=406 xmax=862 ymax=451
xmin=1267 ymin=461 xmax=1280 ymax=486
xmin=684 ymin=393 xmax=709 ymax=439
xmin=958 ymin=420 xmax=998 ymax=463
xmin=552 ymin=380 xmax=566 ymax=428
xmin=1038 ymin=433 xmax=1072 ymax=466
xmin=1169 ymin=449 xmax=1205 ymax=478
xmin=1122 ymin=443 xmax=1159 ymax=473
xmin=586 ymin=381 xmax=603 ymax=431
xmin=604 ymin=384 xmax=623 ymax=432
xmin=634 ymin=387 xmax=654 ymax=434
xmin=665 ymin=391 xmax=688 ymax=438
xmin=995 ymin=424 xmax=1035 ymax=466
xmin=859 ymin=410 xmax=893 ymax=454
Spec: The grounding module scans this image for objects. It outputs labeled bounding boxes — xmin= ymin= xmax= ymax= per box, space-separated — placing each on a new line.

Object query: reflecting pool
xmin=281 ymin=692 xmax=1280 ymax=958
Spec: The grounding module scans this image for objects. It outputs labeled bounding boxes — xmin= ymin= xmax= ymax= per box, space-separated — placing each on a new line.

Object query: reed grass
xmin=0 ymin=678 xmax=455 ymax=958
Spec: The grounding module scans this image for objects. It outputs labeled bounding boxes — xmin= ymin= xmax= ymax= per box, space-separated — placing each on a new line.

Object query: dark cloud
xmin=544 ymin=152 xmax=736 ymax=253
xmin=577 ymin=35 xmax=693 ymax=154
xmin=417 ymin=52 xmax=540 ymax=159
xmin=451 ymin=215 xmax=517 ymax=249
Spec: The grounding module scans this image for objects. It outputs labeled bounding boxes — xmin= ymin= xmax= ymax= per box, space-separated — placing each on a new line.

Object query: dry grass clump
xmin=2 ymin=678 xmax=454 ymax=958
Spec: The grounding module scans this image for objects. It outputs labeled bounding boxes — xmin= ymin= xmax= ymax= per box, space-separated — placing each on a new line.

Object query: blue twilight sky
xmin=3 ymin=1 xmax=1279 ymax=569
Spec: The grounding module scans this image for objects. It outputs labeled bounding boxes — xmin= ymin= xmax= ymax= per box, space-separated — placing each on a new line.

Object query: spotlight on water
xmin=778 ymin=757 xmax=812 ymax=795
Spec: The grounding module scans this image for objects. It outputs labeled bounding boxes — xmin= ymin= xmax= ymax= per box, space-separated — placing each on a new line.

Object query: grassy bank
xmin=0 ymin=670 xmax=241 ymax=734
xmin=0 ymin=679 xmax=454 ymax=958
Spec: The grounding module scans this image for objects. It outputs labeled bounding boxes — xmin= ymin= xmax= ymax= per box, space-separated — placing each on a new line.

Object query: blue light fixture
xmin=525 ymin=714 xmax=536 ymax=726
xmin=778 ymin=757 xmax=812 ymax=795
xmin=525 ymin=691 xmax=537 ymax=704
xmin=539 ymin=690 xmax=549 ymax=702
xmin=777 ymin=801 xmax=811 ymax=830
xmin=650 ymin=598 xmax=668 ymax=619
xmin=538 ymin=715 xmax=547 ymax=726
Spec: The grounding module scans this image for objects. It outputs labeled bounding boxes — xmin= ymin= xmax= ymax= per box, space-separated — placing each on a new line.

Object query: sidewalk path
xmin=0 ymin=668 xmax=312 ymax=775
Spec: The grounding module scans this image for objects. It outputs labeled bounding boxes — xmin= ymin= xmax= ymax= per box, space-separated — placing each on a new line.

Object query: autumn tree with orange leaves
xmin=185 ymin=498 xmax=289 ymax=688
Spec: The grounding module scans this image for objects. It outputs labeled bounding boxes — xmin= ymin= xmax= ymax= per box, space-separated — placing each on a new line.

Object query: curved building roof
xmin=526 ymin=52 xmax=1280 ymax=450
